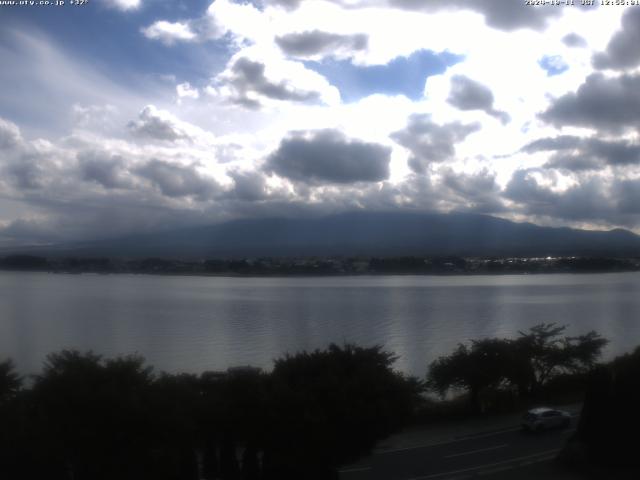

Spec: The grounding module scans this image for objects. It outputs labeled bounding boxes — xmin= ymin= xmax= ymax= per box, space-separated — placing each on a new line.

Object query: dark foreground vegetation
xmin=562 ymin=345 xmax=640 ymax=472
xmin=1 ymin=254 xmax=639 ymax=276
xmin=427 ymin=324 xmax=608 ymax=415
xmin=0 ymin=324 xmax=637 ymax=479
xmin=0 ymin=345 xmax=421 ymax=480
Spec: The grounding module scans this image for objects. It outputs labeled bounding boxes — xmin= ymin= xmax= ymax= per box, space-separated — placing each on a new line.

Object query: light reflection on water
xmin=1 ymin=271 xmax=639 ymax=377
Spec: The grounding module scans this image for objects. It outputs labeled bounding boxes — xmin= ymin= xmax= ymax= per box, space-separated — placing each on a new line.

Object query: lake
xmin=1 ymin=271 xmax=639 ymax=377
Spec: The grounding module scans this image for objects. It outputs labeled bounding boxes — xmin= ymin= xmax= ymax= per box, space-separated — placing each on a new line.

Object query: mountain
xmin=8 ymin=211 xmax=640 ymax=258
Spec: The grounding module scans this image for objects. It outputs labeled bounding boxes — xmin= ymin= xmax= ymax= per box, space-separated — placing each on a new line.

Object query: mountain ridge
xmin=4 ymin=211 xmax=640 ymax=259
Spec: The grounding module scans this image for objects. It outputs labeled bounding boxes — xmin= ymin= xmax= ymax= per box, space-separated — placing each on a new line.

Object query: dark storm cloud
xmin=504 ymin=171 xmax=640 ymax=227
xmin=522 ymin=135 xmax=582 ymax=153
xmin=275 ymin=30 xmax=368 ymax=57
xmin=391 ymin=114 xmax=479 ymax=174
xmin=4 ymin=155 xmax=46 ymax=190
xmin=226 ymin=170 xmax=268 ymax=201
xmin=544 ymin=153 xmax=603 ymax=172
xmin=127 ymin=106 xmax=191 ymax=142
xmin=562 ymin=32 xmax=587 ymax=48
xmin=447 ymin=75 xmax=510 ymax=124
xmin=439 ymin=168 xmax=505 ymax=213
xmin=222 ymin=57 xmax=323 ymax=108
xmin=523 ymin=135 xmax=640 ymax=171
xmin=504 ymin=169 xmax=613 ymax=222
xmin=266 ymin=129 xmax=391 ymax=184
xmin=135 ymin=159 xmax=219 ymax=200
xmin=77 ymin=151 xmax=134 ymax=189
xmin=540 ymin=73 xmax=640 ymax=133
xmin=593 ymin=8 xmax=640 ymax=70
xmin=616 ymin=178 xmax=640 ymax=214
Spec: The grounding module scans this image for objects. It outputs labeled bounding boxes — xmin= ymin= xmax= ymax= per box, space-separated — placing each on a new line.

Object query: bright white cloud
xmin=105 ymin=0 xmax=141 ymax=11
xmin=142 ymin=21 xmax=197 ymax=45
xmin=176 ymin=82 xmax=200 ymax=101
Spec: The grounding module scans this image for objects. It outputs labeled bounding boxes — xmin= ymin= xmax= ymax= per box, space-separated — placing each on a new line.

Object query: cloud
xmin=391 ymin=114 xmax=480 ymax=174
xmin=447 ymin=75 xmax=510 ymax=124
xmin=4 ymin=155 xmax=47 ymax=191
xmin=275 ymin=30 xmax=368 ymax=59
xmin=268 ymin=0 xmax=563 ymax=31
xmin=104 ymin=0 xmax=141 ymax=11
xmin=71 ymin=104 xmax=119 ymax=132
xmin=439 ymin=167 xmax=504 ymax=213
xmin=0 ymin=117 xmax=21 ymax=150
xmin=523 ymin=135 xmax=640 ymax=171
xmin=213 ymin=56 xmax=338 ymax=108
xmin=135 ymin=159 xmax=219 ymax=200
xmin=593 ymin=8 xmax=640 ymax=70
xmin=0 ymin=121 xmax=56 ymax=191
xmin=265 ymin=0 xmax=302 ymax=9
xmin=141 ymin=21 xmax=197 ymax=45
xmin=127 ymin=105 xmax=193 ymax=142
xmin=540 ymin=73 xmax=640 ymax=133
xmin=227 ymin=170 xmax=269 ymax=201
xmin=77 ymin=151 xmax=134 ymax=190
xmin=562 ymin=32 xmax=587 ymax=48
xmin=176 ymin=82 xmax=199 ymax=100
xmin=616 ymin=178 xmax=640 ymax=214
xmin=390 ymin=0 xmax=562 ymax=31
xmin=266 ymin=129 xmax=391 ymax=184
xmin=504 ymin=169 xmax=614 ymax=222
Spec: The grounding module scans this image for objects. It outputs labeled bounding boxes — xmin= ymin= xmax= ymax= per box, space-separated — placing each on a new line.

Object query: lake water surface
xmin=1 ymin=271 xmax=639 ymax=376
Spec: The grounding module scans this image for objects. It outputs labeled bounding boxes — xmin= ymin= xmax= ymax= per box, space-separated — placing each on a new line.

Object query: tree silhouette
xmin=29 ymin=350 xmax=157 ymax=480
xmin=514 ymin=323 xmax=608 ymax=395
xmin=427 ymin=338 xmax=511 ymax=412
xmin=263 ymin=344 xmax=423 ymax=479
xmin=0 ymin=359 xmax=21 ymax=404
xmin=427 ymin=325 xmax=608 ymax=408
xmin=571 ymin=346 xmax=640 ymax=467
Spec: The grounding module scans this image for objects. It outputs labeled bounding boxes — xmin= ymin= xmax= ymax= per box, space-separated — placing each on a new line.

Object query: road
xmin=340 ymin=422 xmax=576 ymax=480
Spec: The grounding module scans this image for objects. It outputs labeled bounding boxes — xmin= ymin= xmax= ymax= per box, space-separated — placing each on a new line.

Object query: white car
xmin=521 ymin=407 xmax=571 ymax=432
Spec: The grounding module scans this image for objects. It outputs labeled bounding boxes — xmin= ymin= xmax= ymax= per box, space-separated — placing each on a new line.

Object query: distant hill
xmin=6 ymin=211 xmax=640 ymax=258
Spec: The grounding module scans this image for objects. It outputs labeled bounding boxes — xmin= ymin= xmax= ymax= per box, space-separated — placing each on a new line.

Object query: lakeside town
xmin=1 ymin=254 xmax=640 ymax=276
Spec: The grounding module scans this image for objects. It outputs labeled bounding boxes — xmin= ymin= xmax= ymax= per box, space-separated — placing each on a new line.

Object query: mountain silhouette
xmin=20 ymin=211 xmax=640 ymax=259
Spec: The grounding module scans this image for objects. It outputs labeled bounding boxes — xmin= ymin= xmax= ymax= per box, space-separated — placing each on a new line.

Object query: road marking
xmin=406 ymin=448 xmax=560 ymax=480
xmin=444 ymin=444 xmax=508 ymax=459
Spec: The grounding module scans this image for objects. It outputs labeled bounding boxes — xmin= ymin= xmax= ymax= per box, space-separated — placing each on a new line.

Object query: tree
xmin=427 ymin=325 xmax=609 ymax=408
xmin=0 ymin=359 xmax=24 ymax=479
xmin=427 ymin=338 xmax=511 ymax=412
xmin=30 ymin=350 xmax=158 ymax=480
xmin=567 ymin=346 xmax=640 ymax=467
xmin=263 ymin=344 xmax=424 ymax=479
xmin=0 ymin=359 xmax=21 ymax=404
xmin=514 ymin=323 xmax=608 ymax=395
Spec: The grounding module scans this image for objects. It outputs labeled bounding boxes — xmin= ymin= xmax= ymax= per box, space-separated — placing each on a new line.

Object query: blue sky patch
xmin=538 ymin=55 xmax=569 ymax=76
xmin=306 ymin=50 xmax=464 ymax=102
xmin=2 ymin=0 xmax=230 ymax=87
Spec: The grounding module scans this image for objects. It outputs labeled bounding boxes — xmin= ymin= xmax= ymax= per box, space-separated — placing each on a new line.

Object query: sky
xmin=1 ymin=0 xmax=640 ymax=246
